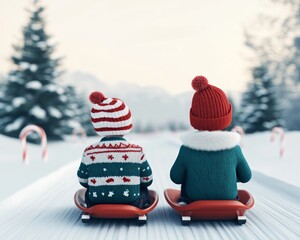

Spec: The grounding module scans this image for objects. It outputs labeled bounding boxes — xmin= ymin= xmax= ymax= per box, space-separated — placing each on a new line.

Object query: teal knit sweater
xmin=77 ymin=137 xmax=153 ymax=204
xmin=170 ymin=131 xmax=252 ymax=200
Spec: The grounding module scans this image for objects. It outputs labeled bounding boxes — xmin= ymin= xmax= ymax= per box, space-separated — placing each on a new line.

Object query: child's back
xmin=171 ymin=132 xmax=251 ymax=201
xmin=78 ymin=137 xmax=152 ymax=204
xmin=77 ymin=92 xmax=153 ymax=207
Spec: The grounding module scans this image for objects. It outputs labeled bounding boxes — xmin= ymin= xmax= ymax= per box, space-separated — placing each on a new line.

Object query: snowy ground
xmin=0 ymin=131 xmax=300 ymax=239
xmin=242 ymin=131 xmax=300 ymax=187
xmin=0 ymin=135 xmax=92 ymax=200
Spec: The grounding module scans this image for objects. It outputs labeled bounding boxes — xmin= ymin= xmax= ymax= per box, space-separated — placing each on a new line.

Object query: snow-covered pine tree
xmin=244 ymin=0 xmax=300 ymax=130
xmin=284 ymin=37 xmax=300 ymax=130
xmin=79 ymin=107 xmax=97 ymax=137
xmin=226 ymin=94 xmax=238 ymax=130
xmin=285 ymin=92 xmax=300 ymax=130
xmin=239 ymin=65 xmax=284 ymax=133
xmin=70 ymin=92 xmax=97 ymax=137
xmin=0 ymin=1 xmax=81 ymax=140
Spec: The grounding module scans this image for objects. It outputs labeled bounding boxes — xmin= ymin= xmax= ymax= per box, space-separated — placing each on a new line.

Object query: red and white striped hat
xmin=89 ymin=92 xmax=133 ymax=136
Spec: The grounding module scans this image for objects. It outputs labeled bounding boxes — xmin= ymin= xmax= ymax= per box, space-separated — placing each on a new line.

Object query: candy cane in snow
xmin=231 ymin=125 xmax=245 ymax=147
xmin=19 ymin=125 xmax=48 ymax=163
xmin=270 ymin=127 xmax=285 ymax=158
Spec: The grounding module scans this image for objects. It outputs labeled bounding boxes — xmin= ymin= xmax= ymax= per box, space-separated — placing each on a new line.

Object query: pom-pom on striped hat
xmin=89 ymin=91 xmax=133 ymax=136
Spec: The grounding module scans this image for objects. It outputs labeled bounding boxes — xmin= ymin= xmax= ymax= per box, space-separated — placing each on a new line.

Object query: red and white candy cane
xmin=270 ymin=127 xmax=285 ymax=158
xmin=231 ymin=126 xmax=245 ymax=147
xmin=19 ymin=125 xmax=48 ymax=163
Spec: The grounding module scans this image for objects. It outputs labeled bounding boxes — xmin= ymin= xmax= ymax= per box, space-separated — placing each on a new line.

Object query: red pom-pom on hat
xmin=89 ymin=91 xmax=105 ymax=104
xmin=192 ymin=76 xmax=209 ymax=91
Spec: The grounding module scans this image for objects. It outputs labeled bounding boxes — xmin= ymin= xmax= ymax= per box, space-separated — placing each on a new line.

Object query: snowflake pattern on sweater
xmin=77 ymin=137 xmax=153 ymax=204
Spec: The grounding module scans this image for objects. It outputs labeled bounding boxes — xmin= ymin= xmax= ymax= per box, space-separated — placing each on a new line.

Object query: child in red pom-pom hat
xmin=77 ymin=92 xmax=153 ymax=208
xmin=170 ymin=76 xmax=252 ymax=204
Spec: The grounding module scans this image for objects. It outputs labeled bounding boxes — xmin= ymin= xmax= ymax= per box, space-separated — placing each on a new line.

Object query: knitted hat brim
xmin=189 ymin=104 xmax=232 ymax=131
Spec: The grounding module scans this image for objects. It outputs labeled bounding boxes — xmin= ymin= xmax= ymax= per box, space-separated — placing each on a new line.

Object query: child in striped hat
xmin=77 ymin=92 xmax=153 ymax=208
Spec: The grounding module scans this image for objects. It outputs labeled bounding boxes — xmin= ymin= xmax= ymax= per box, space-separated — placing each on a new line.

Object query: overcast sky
xmin=0 ymin=0 xmax=265 ymax=94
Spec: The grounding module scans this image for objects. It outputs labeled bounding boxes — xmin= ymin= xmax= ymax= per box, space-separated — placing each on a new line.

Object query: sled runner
xmin=164 ymin=189 xmax=254 ymax=225
xmin=74 ymin=188 xmax=159 ymax=224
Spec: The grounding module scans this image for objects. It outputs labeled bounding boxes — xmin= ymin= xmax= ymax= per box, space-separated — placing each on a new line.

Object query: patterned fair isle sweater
xmin=77 ymin=137 xmax=153 ymax=204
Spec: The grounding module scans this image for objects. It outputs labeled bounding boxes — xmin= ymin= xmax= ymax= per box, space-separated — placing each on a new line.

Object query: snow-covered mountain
xmin=63 ymin=71 xmax=242 ymax=130
xmin=63 ymin=71 xmax=110 ymax=95
xmin=63 ymin=71 xmax=191 ymax=129
xmin=0 ymin=70 xmax=242 ymax=131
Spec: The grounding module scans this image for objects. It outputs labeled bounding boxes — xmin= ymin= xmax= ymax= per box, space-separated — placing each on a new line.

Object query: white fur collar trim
xmin=181 ymin=131 xmax=241 ymax=151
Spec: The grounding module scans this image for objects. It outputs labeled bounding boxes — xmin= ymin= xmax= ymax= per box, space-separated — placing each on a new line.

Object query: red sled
xmin=74 ymin=188 xmax=159 ymax=224
xmin=164 ymin=189 xmax=254 ymax=225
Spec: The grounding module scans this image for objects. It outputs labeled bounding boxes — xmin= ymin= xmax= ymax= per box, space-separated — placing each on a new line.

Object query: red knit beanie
xmin=190 ymin=76 xmax=232 ymax=131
